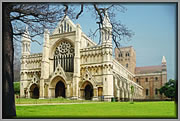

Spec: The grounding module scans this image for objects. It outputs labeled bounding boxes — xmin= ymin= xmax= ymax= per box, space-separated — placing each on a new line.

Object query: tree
xmin=3 ymin=3 xmax=133 ymax=118
xmin=13 ymin=41 xmax=21 ymax=82
xmin=159 ymin=79 xmax=176 ymax=100
xmin=130 ymin=85 xmax=134 ymax=104
xmin=3 ymin=3 xmax=66 ymax=118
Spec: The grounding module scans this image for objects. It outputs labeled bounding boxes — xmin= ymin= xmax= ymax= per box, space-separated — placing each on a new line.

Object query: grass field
xmin=15 ymin=101 xmax=177 ymax=119
xmin=15 ymin=97 xmax=99 ymax=104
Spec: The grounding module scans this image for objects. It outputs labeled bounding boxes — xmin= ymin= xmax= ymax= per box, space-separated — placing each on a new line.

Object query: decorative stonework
xmin=54 ymin=41 xmax=74 ymax=56
xmin=20 ymin=14 xmax=165 ymax=101
xmin=54 ymin=41 xmax=74 ymax=72
xmin=79 ymin=67 xmax=98 ymax=88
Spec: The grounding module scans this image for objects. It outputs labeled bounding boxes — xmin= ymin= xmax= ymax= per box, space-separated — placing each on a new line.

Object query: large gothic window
xmin=54 ymin=41 xmax=74 ymax=72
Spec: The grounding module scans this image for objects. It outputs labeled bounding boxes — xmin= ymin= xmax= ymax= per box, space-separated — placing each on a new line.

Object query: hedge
xmin=14 ymin=82 xmax=20 ymax=95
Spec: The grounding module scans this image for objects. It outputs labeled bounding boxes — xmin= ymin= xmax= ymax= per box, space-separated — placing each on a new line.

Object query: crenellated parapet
xmin=21 ymin=53 xmax=42 ymax=71
xmin=81 ymin=64 xmax=113 ymax=78
xmin=80 ymin=45 xmax=113 ymax=65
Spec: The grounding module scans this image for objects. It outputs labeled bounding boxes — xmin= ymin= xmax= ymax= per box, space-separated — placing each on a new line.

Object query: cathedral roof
xmin=135 ymin=65 xmax=162 ymax=74
xmin=52 ymin=16 xmax=76 ymax=35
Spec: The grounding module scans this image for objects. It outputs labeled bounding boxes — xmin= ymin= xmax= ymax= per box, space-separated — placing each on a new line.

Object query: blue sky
xmin=31 ymin=3 xmax=177 ymax=80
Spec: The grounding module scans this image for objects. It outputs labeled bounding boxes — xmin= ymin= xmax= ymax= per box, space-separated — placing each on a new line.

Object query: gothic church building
xmin=20 ymin=13 xmax=167 ymax=101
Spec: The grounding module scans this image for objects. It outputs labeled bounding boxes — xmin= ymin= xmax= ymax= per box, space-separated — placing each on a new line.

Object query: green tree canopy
xmin=159 ymin=79 xmax=176 ymax=100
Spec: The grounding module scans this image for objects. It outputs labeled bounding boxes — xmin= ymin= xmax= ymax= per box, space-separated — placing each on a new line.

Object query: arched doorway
xmin=30 ymin=84 xmax=39 ymax=99
xmin=55 ymin=81 xmax=66 ymax=98
xmin=85 ymin=84 xmax=93 ymax=100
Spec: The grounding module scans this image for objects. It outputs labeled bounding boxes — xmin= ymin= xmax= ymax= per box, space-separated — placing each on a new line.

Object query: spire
xmin=162 ymin=56 xmax=166 ymax=64
xmin=101 ymin=10 xmax=112 ymax=46
xmin=103 ymin=10 xmax=112 ymax=28
xmin=22 ymin=26 xmax=31 ymax=42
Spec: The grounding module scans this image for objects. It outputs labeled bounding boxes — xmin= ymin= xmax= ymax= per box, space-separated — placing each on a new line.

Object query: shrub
xmin=14 ymin=82 xmax=20 ymax=95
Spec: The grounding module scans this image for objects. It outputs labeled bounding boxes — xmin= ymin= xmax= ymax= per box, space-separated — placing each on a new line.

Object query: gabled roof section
xmin=52 ymin=16 xmax=76 ymax=35
xmin=135 ymin=65 xmax=162 ymax=74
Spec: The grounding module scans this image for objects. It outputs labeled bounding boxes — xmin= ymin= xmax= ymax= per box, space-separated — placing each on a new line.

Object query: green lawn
xmin=15 ymin=101 xmax=177 ymax=119
xmin=15 ymin=97 xmax=99 ymax=104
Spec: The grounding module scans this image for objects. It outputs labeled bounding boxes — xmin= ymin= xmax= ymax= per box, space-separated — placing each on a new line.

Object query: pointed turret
xmin=22 ymin=26 xmax=31 ymax=55
xmin=103 ymin=10 xmax=112 ymax=28
xmin=22 ymin=26 xmax=31 ymax=42
xmin=101 ymin=10 xmax=112 ymax=46
xmin=161 ymin=56 xmax=167 ymax=71
xmin=162 ymin=56 xmax=166 ymax=65
xmin=101 ymin=10 xmax=114 ymax=101
xmin=161 ymin=56 xmax=167 ymax=86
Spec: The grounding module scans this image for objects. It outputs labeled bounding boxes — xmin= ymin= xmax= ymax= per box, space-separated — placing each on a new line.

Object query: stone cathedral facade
xmin=20 ymin=13 xmax=167 ymax=101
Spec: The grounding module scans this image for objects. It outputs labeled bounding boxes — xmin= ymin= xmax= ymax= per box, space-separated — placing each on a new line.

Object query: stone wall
xmin=135 ymin=73 xmax=163 ymax=99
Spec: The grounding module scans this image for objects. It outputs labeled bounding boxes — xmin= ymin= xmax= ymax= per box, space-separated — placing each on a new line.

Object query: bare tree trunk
xmin=2 ymin=3 xmax=16 ymax=118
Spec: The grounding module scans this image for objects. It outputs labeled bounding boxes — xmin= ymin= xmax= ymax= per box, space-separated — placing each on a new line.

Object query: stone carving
xmin=54 ymin=41 xmax=74 ymax=56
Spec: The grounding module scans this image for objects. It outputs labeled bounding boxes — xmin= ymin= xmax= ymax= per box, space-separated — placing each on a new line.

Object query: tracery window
xmin=54 ymin=41 xmax=74 ymax=72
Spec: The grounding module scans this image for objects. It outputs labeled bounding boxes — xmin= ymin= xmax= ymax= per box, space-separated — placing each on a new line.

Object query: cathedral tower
xmin=20 ymin=27 xmax=31 ymax=97
xmin=115 ymin=46 xmax=136 ymax=74
xmin=101 ymin=11 xmax=114 ymax=101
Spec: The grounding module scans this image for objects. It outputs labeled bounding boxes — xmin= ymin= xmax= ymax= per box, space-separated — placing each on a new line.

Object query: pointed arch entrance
xmin=30 ymin=84 xmax=39 ymax=99
xmin=55 ymin=81 xmax=66 ymax=98
xmin=81 ymin=81 xmax=94 ymax=100
xmin=49 ymin=76 xmax=67 ymax=98
xmin=85 ymin=84 xmax=93 ymax=100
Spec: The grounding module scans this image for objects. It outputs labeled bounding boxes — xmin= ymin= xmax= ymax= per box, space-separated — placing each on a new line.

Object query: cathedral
xmin=20 ymin=12 xmax=167 ymax=101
